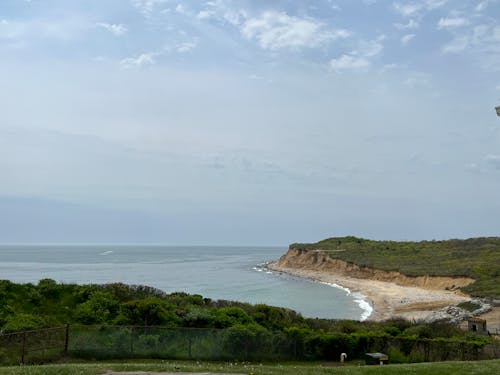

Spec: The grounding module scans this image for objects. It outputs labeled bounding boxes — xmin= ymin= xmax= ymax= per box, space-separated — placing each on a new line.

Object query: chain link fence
xmin=68 ymin=325 xmax=295 ymax=361
xmin=1 ymin=325 xmax=498 ymax=365
xmin=0 ymin=326 xmax=67 ymax=365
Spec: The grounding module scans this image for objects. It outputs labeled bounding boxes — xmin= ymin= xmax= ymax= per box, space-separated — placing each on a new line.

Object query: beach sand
xmin=267 ymin=262 xmax=471 ymax=321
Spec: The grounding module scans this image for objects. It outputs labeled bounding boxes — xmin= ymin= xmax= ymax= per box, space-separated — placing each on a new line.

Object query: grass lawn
xmin=0 ymin=359 xmax=499 ymax=375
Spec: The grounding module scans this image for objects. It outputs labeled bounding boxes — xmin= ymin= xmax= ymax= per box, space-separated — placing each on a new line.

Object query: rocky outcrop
xmin=423 ymin=299 xmax=492 ymax=323
xmin=273 ymin=248 xmax=475 ymax=291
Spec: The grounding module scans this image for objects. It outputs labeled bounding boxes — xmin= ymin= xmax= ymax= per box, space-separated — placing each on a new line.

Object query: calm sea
xmin=0 ymin=245 xmax=371 ymax=320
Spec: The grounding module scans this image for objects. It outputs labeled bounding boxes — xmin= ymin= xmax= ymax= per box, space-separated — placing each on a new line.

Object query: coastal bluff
xmin=267 ymin=236 xmax=500 ymax=321
xmin=270 ymin=247 xmax=474 ymax=291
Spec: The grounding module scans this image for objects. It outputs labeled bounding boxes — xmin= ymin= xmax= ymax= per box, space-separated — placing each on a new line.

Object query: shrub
xmin=75 ymin=291 xmax=119 ymax=324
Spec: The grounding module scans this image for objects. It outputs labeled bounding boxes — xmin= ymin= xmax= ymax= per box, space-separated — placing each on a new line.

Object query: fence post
xmin=21 ymin=331 xmax=26 ymax=364
xmin=294 ymin=339 xmax=297 ymax=360
xmin=130 ymin=326 xmax=134 ymax=355
xmin=64 ymin=324 xmax=70 ymax=355
xmin=188 ymin=335 xmax=192 ymax=359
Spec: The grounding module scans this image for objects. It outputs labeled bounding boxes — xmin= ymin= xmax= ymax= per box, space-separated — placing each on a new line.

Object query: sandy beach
xmin=267 ymin=262 xmax=472 ymax=321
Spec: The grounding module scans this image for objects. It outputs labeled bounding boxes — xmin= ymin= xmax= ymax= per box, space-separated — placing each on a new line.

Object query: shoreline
xmin=311 ymin=279 xmax=373 ymax=321
xmin=267 ymin=261 xmax=471 ymax=322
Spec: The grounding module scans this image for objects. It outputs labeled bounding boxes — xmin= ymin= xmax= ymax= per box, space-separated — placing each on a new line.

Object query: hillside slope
xmin=289 ymin=236 xmax=500 ymax=298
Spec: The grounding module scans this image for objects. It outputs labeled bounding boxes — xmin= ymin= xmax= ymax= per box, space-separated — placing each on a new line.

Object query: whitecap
xmin=99 ymin=250 xmax=113 ymax=256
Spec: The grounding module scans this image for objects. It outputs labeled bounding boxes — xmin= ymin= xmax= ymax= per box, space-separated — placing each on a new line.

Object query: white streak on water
xmin=255 ymin=263 xmax=371 ymax=321
xmin=319 ymin=281 xmax=351 ymax=295
xmin=99 ymin=250 xmax=113 ymax=255
xmin=319 ymin=281 xmax=373 ymax=321
xmin=352 ymin=292 xmax=373 ymax=321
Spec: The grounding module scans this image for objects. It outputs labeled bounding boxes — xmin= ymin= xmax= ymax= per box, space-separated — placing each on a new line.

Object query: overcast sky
xmin=1 ymin=0 xmax=500 ymax=245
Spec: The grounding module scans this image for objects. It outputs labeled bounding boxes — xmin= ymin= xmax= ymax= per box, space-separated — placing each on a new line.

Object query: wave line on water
xmin=99 ymin=250 xmax=113 ymax=255
xmin=319 ymin=281 xmax=373 ymax=321
xmin=352 ymin=292 xmax=373 ymax=321
xmin=319 ymin=281 xmax=351 ymax=295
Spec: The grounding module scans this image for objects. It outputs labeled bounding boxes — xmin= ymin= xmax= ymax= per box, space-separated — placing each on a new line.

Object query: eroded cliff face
xmin=273 ymin=248 xmax=474 ymax=291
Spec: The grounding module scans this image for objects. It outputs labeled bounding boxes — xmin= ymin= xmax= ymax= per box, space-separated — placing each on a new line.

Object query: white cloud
xmin=393 ymin=2 xmax=422 ymax=17
xmin=381 ymin=63 xmax=399 ymax=72
xmin=162 ymin=38 xmax=198 ymax=53
xmin=361 ymin=35 xmax=385 ymax=57
xmin=0 ymin=19 xmax=25 ymax=39
xmin=330 ymin=35 xmax=384 ymax=73
xmin=401 ymin=33 xmax=416 ymax=45
xmin=241 ymin=11 xmax=349 ymax=50
xmin=440 ymin=24 xmax=500 ymax=70
xmin=441 ymin=36 xmax=468 ymax=53
xmin=0 ymin=17 xmax=89 ymax=42
xmin=120 ymin=52 xmax=158 ymax=68
xmin=425 ymin=0 xmax=447 ymax=10
xmin=393 ymin=0 xmax=447 ymax=18
xmin=175 ymin=4 xmax=188 ymax=15
xmin=485 ymin=154 xmax=500 ymax=169
xmin=394 ymin=19 xmax=419 ymax=30
xmin=196 ymin=0 xmax=247 ymax=26
xmin=197 ymin=9 xmax=216 ymax=20
xmin=464 ymin=162 xmax=481 ymax=173
xmin=330 ymin=54 xmax=370 ymax=72
xmin=96 ymin=22 xmax=127 ymax=36
xmin=437 ymin=17 xmax=469 ymax=30
xmin=403 ymin=72 xmax=431 ymax=88
xmin=131 ymin=0 xmax=170 ymax=17
xmin=175 ymin=41 xmax=197 ymax=53
xmin=475 ymin=0 xmax=497 ymax=12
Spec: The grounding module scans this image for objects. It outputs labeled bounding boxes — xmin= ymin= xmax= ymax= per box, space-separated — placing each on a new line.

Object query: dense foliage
xmin=0 ymin=280 xmax=495 ymax=364
xmin=290 ymin=236 xmax=500 ymax=298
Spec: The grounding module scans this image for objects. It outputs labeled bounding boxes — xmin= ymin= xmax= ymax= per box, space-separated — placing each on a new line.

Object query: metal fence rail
xmin=0 ymin=325 xmax=67 ymax=365
xmin=68 ymin=325 xmax=295 ymax=361
xmin=1 ymin=325 xmax=498 ymax=365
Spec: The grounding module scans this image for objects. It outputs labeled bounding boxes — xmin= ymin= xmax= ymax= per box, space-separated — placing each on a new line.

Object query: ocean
xmin=0 ymin=245 xmax=371 ymax=320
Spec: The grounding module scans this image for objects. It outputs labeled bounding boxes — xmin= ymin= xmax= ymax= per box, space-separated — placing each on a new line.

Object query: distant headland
xmin=268 ymin=236 xmax=500 ymax=323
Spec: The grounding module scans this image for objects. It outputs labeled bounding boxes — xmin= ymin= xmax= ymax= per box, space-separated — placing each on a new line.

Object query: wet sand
xmin=267 ymin=262 xmax=471 ymax=321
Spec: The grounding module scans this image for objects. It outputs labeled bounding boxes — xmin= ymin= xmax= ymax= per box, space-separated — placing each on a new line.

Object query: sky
xmin=1 ymin=0 xmax=500 ymax=245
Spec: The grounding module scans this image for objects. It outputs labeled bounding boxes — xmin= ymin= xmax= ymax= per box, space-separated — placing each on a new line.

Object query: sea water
xmin=0 ymin=245 xmax=371 ymax=320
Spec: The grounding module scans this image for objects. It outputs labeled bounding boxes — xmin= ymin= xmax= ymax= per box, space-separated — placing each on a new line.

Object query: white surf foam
xmin=352 ymin=292 xmax=373 ymax=321
xmin=99 ymin=250 xmax=113 ymax=256
xmin=319 ymin=281 xmax=351 ymax=295
xmin=319 ymin=281 xmax=373 ymax=321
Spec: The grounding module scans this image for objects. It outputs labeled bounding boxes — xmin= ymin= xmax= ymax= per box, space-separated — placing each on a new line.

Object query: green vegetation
xmin=0 ymin=280 xmax=496 ymax=365
xmin=0 ymin=359 xmax=500 ymax=375
xmin=290 ymin=236 xmax=500 ymax=298
xmin=457 ymin=301 xmax=482 ymax=312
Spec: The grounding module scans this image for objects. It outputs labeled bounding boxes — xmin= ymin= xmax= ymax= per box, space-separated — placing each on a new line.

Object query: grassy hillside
xmin=290 ymin=236 xmax=500 ymax=298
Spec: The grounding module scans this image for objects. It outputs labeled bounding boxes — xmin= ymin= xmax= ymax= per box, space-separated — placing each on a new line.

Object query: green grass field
xmin=290 ymin=236 xmax=500 ymax=298
xmin=0 ymin=359 xmax=499 ymax=375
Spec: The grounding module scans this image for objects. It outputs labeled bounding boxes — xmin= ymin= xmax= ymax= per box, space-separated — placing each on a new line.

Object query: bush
xmin=2 ymin=313 xmax=43 ymax=332
xmin=75 ymin=291 xmax=119 ymax=324
xmin=388 ymin=347 xmax=408 ymax=363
